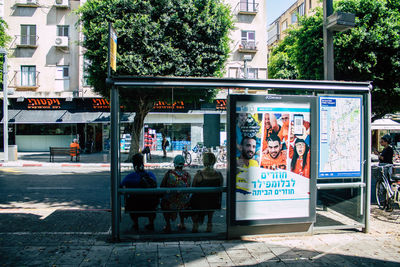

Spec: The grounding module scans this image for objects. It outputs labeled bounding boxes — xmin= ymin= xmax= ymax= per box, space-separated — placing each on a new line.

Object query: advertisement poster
xmin=235 ymin=99 xmax=311 ymax=221
xmin=318 ymin=96 xmax=362 ymax=178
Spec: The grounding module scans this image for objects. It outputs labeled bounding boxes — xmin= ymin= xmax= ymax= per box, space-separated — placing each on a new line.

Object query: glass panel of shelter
xmin=113 ymin=83 xmax=369 ymax=239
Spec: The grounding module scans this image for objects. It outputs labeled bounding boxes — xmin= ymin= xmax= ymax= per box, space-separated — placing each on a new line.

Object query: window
xmin=298 ymin=2 xmax=305 ymax=17
xmin=57 ymin=25 xmax=69 ymax=37
xmin=240 ymin=68 xmax=258 ymax=79
xmin=21 ymin=66 xmax=36 ymax=86
xmin=241 ymin=31 xmax=256 ymax=50
xmin=21 ymin=25 xmax=36 ymax=46
xmin=282 ymin=20 xmax=288 ymax=31
xmin=83 ymin=56 xmax=91 ymax=86
xmin=56 ymin=66 xmax=69 ymax=79
xmin=240 ymin=0 xmax=257 ymax=12
xmin=291 ymin=12 xmax=297 ymax=24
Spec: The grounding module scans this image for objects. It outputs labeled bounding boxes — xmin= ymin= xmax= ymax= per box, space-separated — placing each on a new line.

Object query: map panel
xmin=318 ymin=96 xmax=362 ymax=178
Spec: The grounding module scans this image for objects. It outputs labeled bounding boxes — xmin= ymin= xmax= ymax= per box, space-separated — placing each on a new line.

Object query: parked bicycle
xmin=192 ymin=143 xmax=208 ymax=165
xmin=216 ymin=146 xmax=227 ymax=163
xmin=182 ymin=145 xmax=192 ymax=165
xmin=374 ymin=164 xmax=400 ymax=211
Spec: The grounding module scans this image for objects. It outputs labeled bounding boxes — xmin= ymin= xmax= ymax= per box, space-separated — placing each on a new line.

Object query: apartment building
xmin=4 ymin=0 xmax=91 ymax=98
xmin=2 ymin=0 xmax=267 ymax=152
xmin=268 ymin=0 xmax=321 ymax=54
xmin=224 ymin=0 xmax=268 ymax=80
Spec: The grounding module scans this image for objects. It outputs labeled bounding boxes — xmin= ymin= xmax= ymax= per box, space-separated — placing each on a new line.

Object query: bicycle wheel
xmin=375 ymin=179 xmax=387 ymax=210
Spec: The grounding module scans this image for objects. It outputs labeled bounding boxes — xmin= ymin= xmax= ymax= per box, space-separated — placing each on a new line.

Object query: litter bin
xmin=8 ymin=145 xmax=18 ymax=161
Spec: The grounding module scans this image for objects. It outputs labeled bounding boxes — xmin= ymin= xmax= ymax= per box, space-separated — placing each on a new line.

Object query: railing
xmin=238 ymin=40 xmax=257 ymax=52
xmin=14 ymin=35 xmax=39 ymax=47
xmin=238 ymin=1 xmax=259 ymax=14
xmin=9 ymin=71 xmax=40 ymax=90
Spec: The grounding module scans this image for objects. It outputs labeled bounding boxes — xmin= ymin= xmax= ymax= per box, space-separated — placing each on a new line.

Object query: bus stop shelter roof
xmin=109 ymin=76 xmax=371 ymax=92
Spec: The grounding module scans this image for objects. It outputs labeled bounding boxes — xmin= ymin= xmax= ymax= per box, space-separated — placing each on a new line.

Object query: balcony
xmin=9 ymin=71 xmax=40 ymax=91
xmin=15 ymin=0 xmax=39 ymax=7
xmin=15 ymin=35 xmax=39 ymax=48
xmin=238 ymin=41 xmax=257 ymax=53
xmin=238 ymin=1 xmax=259 ymax=15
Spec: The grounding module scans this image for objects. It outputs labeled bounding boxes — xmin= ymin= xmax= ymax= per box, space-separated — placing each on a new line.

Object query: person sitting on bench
xmin=121 ymin=153 xmax=159 ymax=232
xmin=69 ymin=139 xmax=80 ymax=161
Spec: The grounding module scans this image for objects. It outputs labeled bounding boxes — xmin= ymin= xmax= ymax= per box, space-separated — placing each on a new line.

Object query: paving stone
xmin=229 ymin=256 xmax=259 ymax=266
xmin=54 ymin=247 xmax=87 ymax=266
xmin=180 ymin=244 xmax=203 ymax=253
xmin=221 ymin=242 xmax=246 ymax=250
xmin=243 ymin=242 xmax=272 ymax=253
xmin=135 ymin=242 xmax=158 ymax=252
xmin=250 ymin=251 xmax=280 ymax=262
xmin=206 ymin=250 xmax=233 ymax=264
xmin=107 ymin=246 xmax=135 ymax=265
xmin=133 ymin=251 xmax=158 ymax=267
xmin=80 ymin=245 xmax=114 ymax=267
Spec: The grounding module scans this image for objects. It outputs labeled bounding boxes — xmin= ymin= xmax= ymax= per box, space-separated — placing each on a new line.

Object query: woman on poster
xmin=290 ymin=138 xmax=310 ymax=178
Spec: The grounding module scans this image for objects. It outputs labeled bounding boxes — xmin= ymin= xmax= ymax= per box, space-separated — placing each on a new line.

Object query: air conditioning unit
xmin=54 ymin=0 xmax=69 ymax=8
xmin=55 ymin=36 xmax=69 ymax=48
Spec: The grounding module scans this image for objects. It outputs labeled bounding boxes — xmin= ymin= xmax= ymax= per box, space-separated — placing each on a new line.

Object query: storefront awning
xmin=3 ymin=110 xmax=66 ymax=124
xmin=2 ymin=110 xmax=111 ymax=124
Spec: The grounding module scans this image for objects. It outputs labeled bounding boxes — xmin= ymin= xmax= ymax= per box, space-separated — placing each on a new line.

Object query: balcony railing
xmin=15 ymin=0 xmax=39 ymax=7
xmin=238 ymin=1 xmax=259 ymax=14
xmin=15 ymin=35 xmax=39 ymax=48
xmin=9 ymin=71 xmax=40 ymax=91
xmin=238 ymin=41 xmax=257 ymax=53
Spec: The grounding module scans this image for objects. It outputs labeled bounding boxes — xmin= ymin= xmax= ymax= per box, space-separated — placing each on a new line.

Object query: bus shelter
xmin=108 ymin=77 xmax=371 ymax=241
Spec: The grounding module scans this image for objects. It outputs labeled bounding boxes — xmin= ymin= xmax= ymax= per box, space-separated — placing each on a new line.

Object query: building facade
xmin=2 ymin=0 xmax=267 ymax=152
xmin=225 ymin=0 xmax=268 ymax=80
xmin=268 ymin=0 xmax=321 ymax=54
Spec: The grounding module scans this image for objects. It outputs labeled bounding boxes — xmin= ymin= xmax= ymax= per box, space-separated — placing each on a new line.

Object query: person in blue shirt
xmin=121 ymin=153 xmax=159 ymax=232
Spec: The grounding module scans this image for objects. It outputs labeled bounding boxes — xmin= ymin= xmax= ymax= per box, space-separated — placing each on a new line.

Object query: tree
xmin=77 ymin=0 xmax=233 ymax=157
xmin=268 ymin=0 xmax=400 ymax=119
xmin=0 ymin=18 xmax=11 ymax=86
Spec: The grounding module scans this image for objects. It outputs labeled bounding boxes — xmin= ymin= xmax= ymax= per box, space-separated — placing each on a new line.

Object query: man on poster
xmin=261 ymin=133 xmax=287 ymax=170
xmin=237 ymin=136 xmax=259 ymax=168
xmin=236 ymin=136 xmax=259 ymax=195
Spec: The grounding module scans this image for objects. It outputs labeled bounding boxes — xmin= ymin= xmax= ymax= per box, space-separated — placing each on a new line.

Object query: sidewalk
xmin=1 ymin=209 xmax=399 ymax=266
xmin=0 ymin=150 xmax=219 ymax=169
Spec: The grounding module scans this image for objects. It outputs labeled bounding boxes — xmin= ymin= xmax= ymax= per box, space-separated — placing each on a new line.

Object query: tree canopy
xmin=77 ymin=0 xmax=233 ymax=154
xmin=268 ymin=0 xmax=400 ymax=119
xmin=0 ymin=18 xmax=11 ymax=85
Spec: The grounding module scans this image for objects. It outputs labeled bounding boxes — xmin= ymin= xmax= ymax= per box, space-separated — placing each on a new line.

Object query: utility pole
xmin=323 ymin=0 xmax=334 ymax=80
xmin=323 ymin=0 xmax=355 ymax=80
xmin=0 ymin=48 xmax=8 ymax=162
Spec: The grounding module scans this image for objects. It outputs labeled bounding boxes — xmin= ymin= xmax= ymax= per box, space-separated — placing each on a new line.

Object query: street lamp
xmin=0 ymin=48 xmax=7 ymax=162
xmin=323 ymin=0 xmax=355 ymax=80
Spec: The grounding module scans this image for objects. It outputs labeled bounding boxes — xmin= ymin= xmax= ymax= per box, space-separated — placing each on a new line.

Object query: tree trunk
xmin=127 ymin=97 xmax=153 ymax=162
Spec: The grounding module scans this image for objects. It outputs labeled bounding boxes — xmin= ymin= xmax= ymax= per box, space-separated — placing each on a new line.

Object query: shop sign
xmin=10 ymin=98 xmax=74 ymax=110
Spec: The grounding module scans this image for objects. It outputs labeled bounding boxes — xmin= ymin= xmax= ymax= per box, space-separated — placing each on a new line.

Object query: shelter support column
xmin=111 ymin=84 xmax=120 ymax=241
xmin=363 ymin=87 xmax=372 ymax=233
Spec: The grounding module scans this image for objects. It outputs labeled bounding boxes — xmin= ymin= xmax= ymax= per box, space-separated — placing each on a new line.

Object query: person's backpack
xmin=139 ymin=172 xmax=157 ymax=188
xmin=126 ymin=172 xmax=158 ymax=211
xmin=165 ymin=140 xmax=170 ymax=147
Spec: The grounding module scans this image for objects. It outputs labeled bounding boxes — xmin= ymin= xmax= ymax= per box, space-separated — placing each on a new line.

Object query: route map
xmin=319 ymin=96 xmax=362 ymax=178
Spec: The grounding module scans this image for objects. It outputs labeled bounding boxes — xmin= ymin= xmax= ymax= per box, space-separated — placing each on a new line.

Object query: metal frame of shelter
xmin=108 ymin=76 xmax=372 ymax=241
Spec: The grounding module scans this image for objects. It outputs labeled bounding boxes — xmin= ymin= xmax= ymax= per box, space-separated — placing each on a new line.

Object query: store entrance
xmin=77 ymin=123 xmax=103 ymax=153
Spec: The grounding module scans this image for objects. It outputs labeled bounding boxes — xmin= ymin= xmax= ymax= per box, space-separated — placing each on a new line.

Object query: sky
xmin=266 ymin=0 xmax=297 ymax=25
